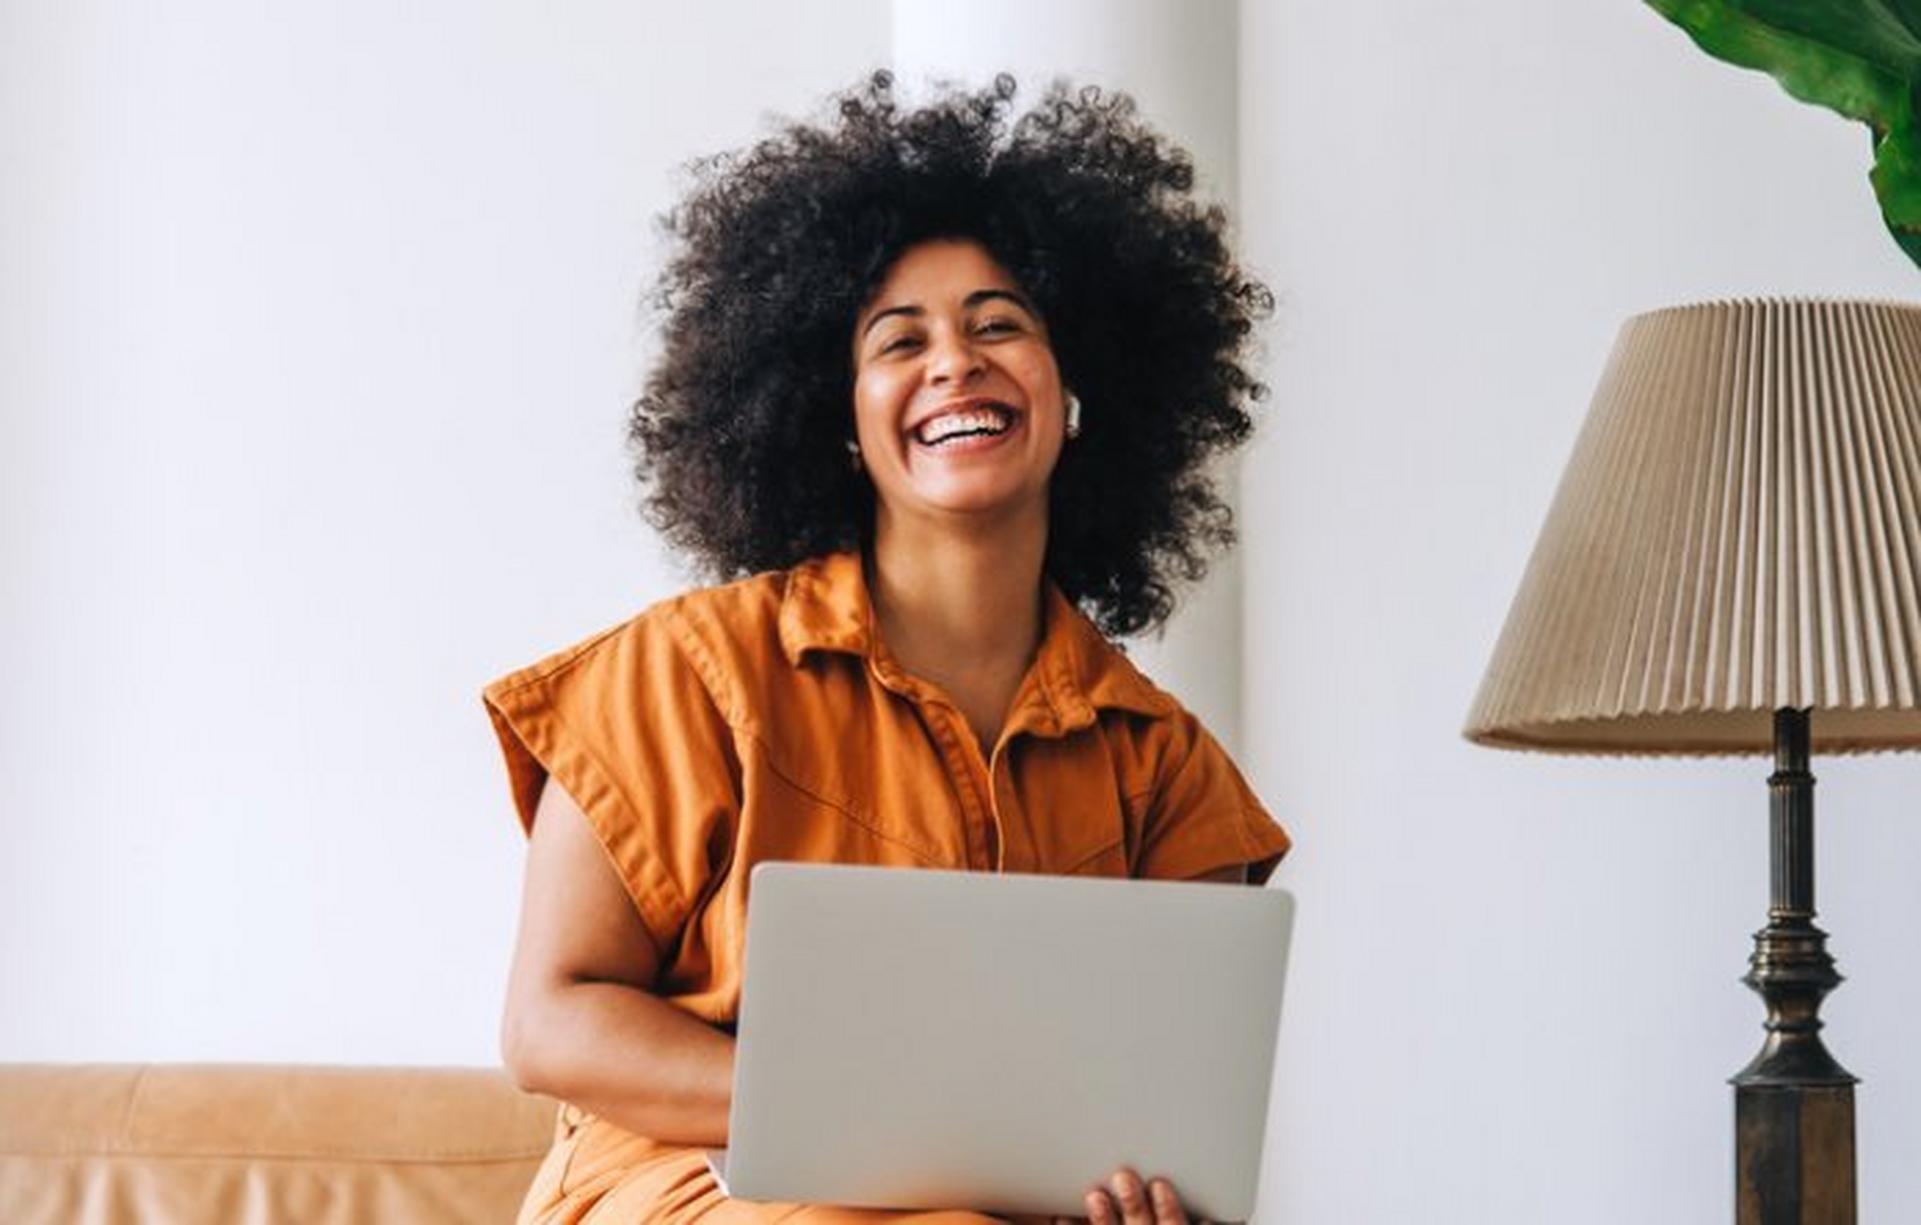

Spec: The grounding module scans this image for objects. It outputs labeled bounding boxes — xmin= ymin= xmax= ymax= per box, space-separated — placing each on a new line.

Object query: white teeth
xmin=915 ymin=405 xmax=1012 ymax=445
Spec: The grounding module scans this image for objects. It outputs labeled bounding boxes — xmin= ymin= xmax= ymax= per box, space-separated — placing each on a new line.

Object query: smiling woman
xmin=483 ymin=70 xmax=1288 ymax=1225
xmin=852 ymin=240 xmax=1064 ymax=524
xmin=855 ymin=253 xmax=1058 ymax=511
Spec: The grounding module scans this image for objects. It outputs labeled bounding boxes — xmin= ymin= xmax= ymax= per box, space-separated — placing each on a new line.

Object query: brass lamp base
xmin=1732 ymin=709 xmax=1858 ymax=1225
xmin=1735 ymin=1086 xmax=1856 ymax=1224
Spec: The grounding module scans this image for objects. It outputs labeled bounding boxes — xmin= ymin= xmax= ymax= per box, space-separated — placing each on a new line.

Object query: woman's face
xmin=850 ymin=237 xmax=1066 ymax=527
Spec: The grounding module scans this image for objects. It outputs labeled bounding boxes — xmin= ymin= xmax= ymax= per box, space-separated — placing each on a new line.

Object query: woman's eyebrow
xmin=860 ymin=288 xmax=1038 ymax=340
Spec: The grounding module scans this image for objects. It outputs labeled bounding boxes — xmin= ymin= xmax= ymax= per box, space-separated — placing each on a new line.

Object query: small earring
xmin=1064 ymin=391 xmax=1082 ymax=440
xmin=845 ymin=437 xmax=863 ymax=471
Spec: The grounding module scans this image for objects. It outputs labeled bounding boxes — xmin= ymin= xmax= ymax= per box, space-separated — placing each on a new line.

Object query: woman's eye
xmin=874 ymin=319 xmax=1018 ymax=355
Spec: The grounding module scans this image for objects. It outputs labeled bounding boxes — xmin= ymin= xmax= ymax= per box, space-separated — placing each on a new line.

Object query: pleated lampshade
xmin=1466 ymin=299 xmax=1921 ymax=755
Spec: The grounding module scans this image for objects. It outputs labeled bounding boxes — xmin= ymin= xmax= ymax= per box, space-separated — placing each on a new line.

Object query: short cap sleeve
xmin=1136 ymin=710 xmax=1292 ymax=885
xmin=481 ymin=609 xmax=739 ymax=955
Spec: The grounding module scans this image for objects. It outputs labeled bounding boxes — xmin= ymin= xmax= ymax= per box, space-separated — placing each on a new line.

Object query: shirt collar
xmin=775 ymin=550 xmax=872 ymax=663
xmin=776 ymin=550 xmax=1175 ymax=729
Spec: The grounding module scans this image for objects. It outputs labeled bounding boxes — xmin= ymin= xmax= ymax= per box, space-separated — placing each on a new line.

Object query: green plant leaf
xmin=1646 ymin=0 xmax=1921 ymax=269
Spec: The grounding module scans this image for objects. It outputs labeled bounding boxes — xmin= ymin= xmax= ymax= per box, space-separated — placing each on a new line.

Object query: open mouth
xmin=911 ymin=403 xmax=1017 ymax=448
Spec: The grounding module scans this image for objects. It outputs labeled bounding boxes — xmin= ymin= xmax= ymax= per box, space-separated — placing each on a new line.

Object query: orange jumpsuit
xmin=481 ymin=551 xmax=1291 ymax=1224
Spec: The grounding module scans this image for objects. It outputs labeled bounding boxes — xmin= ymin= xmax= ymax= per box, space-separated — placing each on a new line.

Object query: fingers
xmin=1084 ymin=1167 xmax=1188 ymax=1225
xmin=1148 ymin=1178 xmax=1190 ymax=1225
xmin=1084 ymin=1186 xmax=1118 ymax=1225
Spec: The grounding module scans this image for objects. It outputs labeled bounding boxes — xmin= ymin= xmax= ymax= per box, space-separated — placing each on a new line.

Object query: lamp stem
xmin=1732 ymin=707 xmax=1856 ymax=1225
xmin=1770 ymin=707 xmax=1817 ymax=917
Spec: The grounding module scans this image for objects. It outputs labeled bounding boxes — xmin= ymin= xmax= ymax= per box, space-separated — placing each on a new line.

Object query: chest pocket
xmin=744 ymin=744 xmax=954 ymax=868
xmin=999 ymin=734 xmax=1131 ymax=876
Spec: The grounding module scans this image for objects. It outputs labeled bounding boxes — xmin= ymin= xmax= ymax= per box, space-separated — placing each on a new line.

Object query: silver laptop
xmin=707 ymin=861 xmax=1295 ymax=1221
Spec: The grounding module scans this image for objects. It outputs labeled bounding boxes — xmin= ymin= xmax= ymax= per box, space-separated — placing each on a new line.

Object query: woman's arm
xmin=500 ymin=777 xmax=735 ymax=1145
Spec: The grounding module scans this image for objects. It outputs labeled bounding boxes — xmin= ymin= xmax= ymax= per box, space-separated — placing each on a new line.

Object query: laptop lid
xmin=715 ymin=861 xmax=1295 ymax=1220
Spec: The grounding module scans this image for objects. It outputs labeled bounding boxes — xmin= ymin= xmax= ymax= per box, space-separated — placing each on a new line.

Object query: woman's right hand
xmin=1052 ymin=1165 xmax=1219 ymax=1225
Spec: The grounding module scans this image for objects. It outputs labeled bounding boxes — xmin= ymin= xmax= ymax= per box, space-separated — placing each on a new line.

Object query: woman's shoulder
xmin=483 ymin=558 xmax=835 ymax=731
xmin=649 ymin=562 xmax=800 ymax=657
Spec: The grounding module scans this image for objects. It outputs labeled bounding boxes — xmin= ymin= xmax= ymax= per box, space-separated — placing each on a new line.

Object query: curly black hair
xmin=628 ymin=70 xmax=1273 ymax=638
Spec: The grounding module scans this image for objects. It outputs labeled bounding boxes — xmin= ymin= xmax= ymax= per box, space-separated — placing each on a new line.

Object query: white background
xmin=4 ymin=2 xmax=1917 ymax=1222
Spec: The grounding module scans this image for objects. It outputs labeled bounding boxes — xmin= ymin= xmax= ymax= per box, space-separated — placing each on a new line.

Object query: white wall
xmin=0 ymin=0 xmax=890 ymax=1063
xmin=1238 ymin=2 xmax=1920 ymax=1222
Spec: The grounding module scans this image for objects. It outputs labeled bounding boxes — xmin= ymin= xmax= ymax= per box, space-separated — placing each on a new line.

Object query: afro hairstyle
xmin=628 ymin=70 xmax=1273 ymax=638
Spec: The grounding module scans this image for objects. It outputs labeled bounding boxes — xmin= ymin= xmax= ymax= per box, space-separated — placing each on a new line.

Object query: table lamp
xmin=1465 ymin=299 xmax=1921 ymax=1225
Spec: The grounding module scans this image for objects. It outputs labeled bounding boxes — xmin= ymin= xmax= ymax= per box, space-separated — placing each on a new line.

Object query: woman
xmin=483 ymin=71 xmax=1290 ymax=1225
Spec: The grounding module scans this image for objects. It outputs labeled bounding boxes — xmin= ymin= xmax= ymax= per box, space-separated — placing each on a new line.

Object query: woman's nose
xmin=925 ymin=328 xmax=985 ymax=384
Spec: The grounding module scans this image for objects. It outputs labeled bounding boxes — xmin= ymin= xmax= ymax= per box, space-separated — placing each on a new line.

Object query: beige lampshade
xmin=1466 ymin=299 xmax=1921 ymax=755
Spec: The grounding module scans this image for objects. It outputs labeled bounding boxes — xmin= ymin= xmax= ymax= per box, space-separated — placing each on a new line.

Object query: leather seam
xmin=0 ymin=1147 xmax=553 ymax=1163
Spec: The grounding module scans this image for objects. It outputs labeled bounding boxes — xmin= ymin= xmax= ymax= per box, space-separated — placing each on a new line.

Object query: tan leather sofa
xmin=0 ymin=1063 xmax=557 ymax=1224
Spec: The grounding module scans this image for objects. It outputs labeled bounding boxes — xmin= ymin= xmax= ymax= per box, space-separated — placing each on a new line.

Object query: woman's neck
xmin=867 ymin=506 xmax=1047 ymax=738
